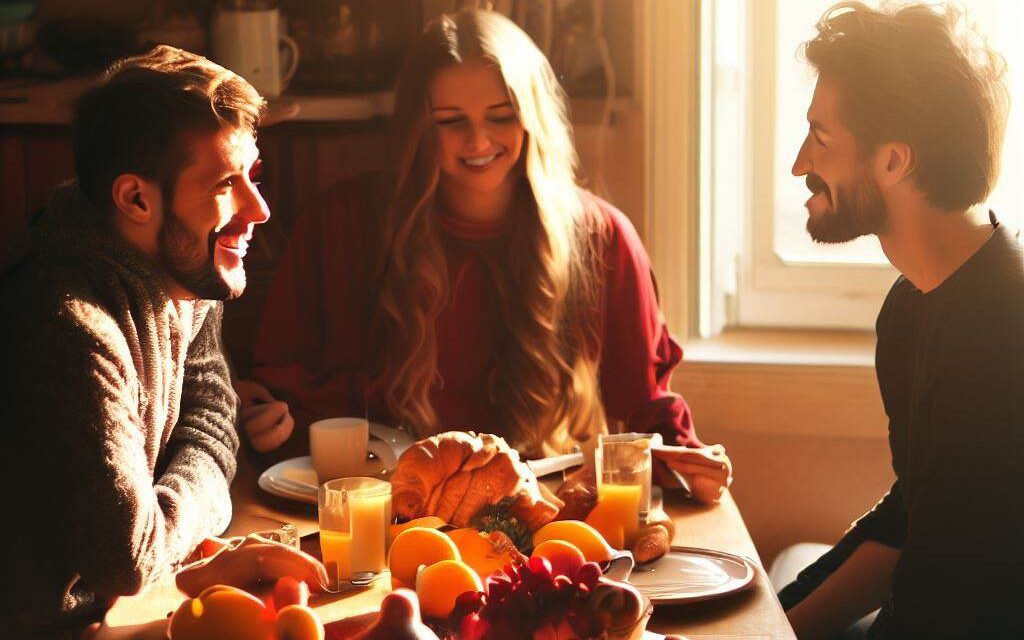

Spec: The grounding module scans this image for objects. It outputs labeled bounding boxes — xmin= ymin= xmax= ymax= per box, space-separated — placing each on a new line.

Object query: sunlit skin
xmin=160 ymin=128 xmax=270 ymax=300
xmin=792 ymin=74 xmax=993 ymax=292
xmin=791 ymin=75 xmax=888 ymax=243
xmin=429 ymin=62 xmax=526 ymax=225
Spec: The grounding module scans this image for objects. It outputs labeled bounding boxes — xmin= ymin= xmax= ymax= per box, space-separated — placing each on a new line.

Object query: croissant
xmin=390 ymin=431 xmax=563 ymax=531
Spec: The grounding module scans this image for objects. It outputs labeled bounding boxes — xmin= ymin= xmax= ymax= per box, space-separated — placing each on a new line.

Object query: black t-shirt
xmin=855 ymin=216 xmax=1024 ymax=637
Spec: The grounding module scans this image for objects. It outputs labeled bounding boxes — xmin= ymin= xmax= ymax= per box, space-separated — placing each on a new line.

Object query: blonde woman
xmin=241 ymin=9 xmax=731 ymax=502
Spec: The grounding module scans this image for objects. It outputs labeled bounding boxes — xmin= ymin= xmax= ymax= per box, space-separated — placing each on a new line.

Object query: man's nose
xmin=240 ymin=182 xmax=270 ymax=224
xmin=792 ymin=136 xmax=811 ymax=176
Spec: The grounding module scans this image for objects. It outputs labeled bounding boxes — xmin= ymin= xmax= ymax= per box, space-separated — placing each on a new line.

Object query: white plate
xmin=258 ymin=423 xmax=409 ymax=504
xmin=367 ymin=422 xmax=416 ymax=457
xmin=628 ymin=546 xmax=757 ymax=606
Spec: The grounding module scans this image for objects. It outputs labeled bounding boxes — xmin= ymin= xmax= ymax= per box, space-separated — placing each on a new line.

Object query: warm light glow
xmin=773 ymin=0 xmax=1024 ymax=264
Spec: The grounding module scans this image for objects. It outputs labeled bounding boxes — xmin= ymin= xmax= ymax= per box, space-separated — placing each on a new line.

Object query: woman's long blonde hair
xmin=376 ymin=9 xmax=607 ymax=456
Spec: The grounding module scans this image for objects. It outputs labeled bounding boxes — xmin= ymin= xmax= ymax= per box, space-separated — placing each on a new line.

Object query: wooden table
xmin=104 ymin=451 xmax=794 ymax=639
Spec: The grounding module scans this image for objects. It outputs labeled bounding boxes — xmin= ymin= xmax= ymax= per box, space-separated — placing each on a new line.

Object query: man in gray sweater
xmin=0 ymin=46 xmax=270 ymax=637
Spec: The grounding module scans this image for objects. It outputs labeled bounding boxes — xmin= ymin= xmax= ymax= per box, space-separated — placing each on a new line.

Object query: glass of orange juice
xmin=317 ymin=476 xmax=392 ymax=591
xmin=593 ymin=433 xmax=653 ymax=548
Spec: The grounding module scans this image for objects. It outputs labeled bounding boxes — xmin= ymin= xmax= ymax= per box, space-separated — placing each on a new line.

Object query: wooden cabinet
xmin=0 ymin=125 xmax=75 ymax=254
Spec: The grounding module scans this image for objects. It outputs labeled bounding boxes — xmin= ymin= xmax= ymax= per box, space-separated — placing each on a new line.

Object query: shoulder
xmin=577 ymin=190 xmax=649 ymax=266
xmin=1 ymin=255 xmax=132 ymax=371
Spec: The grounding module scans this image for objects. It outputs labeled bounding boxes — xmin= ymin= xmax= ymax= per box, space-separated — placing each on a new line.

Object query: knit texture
xmin=0 ymin=182 xmax=239 ymax=637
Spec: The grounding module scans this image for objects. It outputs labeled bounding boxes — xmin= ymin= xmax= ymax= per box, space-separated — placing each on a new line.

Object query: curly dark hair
xmin=802 ymin=1 xmax=1008 ymax=211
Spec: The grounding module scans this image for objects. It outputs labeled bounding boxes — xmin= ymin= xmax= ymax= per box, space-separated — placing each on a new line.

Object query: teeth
xmin=464 ymin=154 xmax=498 ymax=167
xmin=219 ymin=236 xmax=248 ymax=251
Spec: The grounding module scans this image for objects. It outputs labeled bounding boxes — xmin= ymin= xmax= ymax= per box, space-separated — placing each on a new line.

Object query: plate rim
xmin=630 ymin=545 xmax=758 ymax=606
xmin=258 ymin=455 xmax=318 ymax=504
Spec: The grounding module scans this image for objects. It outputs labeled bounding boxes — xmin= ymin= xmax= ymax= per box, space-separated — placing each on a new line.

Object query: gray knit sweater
xmin=0 ymin=182 xmax=240 ymax=636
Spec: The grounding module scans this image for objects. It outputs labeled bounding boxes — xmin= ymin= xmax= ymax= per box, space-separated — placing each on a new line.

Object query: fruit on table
xmin=389 ymin=526 xmax=461 ymax=588
xmin=445 ymin=528 xmax=526 ymax=580
xmin=530 ymin=540 xmax=585 ymax=579
xmin=452 ymin=555 xmax=647 ymax=640
xmin=273 ymin=576 xmax=310 ymax=609
xmin=532 ymin=520 xmax=614 ymax=564
xmin=169 ymin=584 xmax=273 ymax=640
xmin=415 ymin=559 xmax=484 ymax=619
xmin=354 ymin=589 xmax=441 ymax=640
xmin=169 ymin=580 xmax=325 ymax=640
xmin=390 ymin=516 xmax=447 ymax=542
xmin=275 ymin=604 xmax=325 ymax=640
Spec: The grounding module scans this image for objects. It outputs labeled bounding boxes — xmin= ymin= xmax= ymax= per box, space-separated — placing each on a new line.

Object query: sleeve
xmin=596 ymin=204 xmax=702 ymax=448
xmin=249 ymin=194 xmax=373 ymax=433
xmin=32 ymin=301 xmax=231 ymax=599
xmin=151 ymin=303 xmax=239 ymax=556
xmin=849 ymin=481 xmax=907 ymax=549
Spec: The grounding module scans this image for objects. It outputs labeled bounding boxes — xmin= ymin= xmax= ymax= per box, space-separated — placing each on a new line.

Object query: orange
xmin=533 ymin=520 xmax=615 ymax=563
xmin=388 ymin=527 xmax=461 ymax=589
xmin=389 ymin=516 xmax=447 ymax=543
xmin=445 ymin=528 xmax=524 ymax=580
xmin=531 ymin=539 xmax=585 ymax=578
xmin=415 ymin=559 xmax=483 ymax=619
xmin=168 ymin=584 xmax=272 ymax=640
xmin=274 ymin=604 xmax=325 ymax=640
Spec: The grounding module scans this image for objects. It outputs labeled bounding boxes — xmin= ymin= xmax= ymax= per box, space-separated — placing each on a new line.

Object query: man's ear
xmin=111 ymin=174 xmax=160 ymax=224
xmin=875 ymin=141 xmax=915 ymax=187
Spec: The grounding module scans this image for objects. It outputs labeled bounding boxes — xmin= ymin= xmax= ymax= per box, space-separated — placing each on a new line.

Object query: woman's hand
xmin=234 ymin=379 xmax=294 ymax=452
xmin=652 ymin=444 xmax=733 ymax=504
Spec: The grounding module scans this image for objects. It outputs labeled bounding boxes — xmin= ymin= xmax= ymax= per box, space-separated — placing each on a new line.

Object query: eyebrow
xmin=208 ymin=157 xmax=256 ymax=190
xmin=431 ymin=101 xmax=514 ymax=112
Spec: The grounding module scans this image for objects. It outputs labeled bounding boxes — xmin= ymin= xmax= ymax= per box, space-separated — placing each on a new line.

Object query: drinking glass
xmin=595 ymin=433 xmax=653 ymax=546
xmin=317 ymin=476 xmax=392 ymax=591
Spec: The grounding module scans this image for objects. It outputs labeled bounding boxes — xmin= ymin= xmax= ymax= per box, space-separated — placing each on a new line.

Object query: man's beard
xmin=806 ymin=168 xmax=889 ymax=243
xmin=158 ymin=209 xmax=237 ymax=300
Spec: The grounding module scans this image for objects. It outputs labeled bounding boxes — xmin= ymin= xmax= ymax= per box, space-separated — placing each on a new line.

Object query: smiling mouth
xmin=461 ymin=151 xmax=504 ymax=168
xmin=216 ymin=229 xmax=251 ymax=256
xmin=806 ymin=189 xmax=831 ymax=211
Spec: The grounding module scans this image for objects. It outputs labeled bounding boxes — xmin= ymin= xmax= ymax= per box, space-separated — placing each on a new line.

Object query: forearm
xmin=787 ymin=540 xmax=899 ymax=640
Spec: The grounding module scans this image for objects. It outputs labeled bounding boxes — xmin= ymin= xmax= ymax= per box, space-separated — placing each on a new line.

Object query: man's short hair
xmin=72 ymin=45 xmax=266 ymax=211
xmin=803 ymin=1 xmax=1008 ymax=211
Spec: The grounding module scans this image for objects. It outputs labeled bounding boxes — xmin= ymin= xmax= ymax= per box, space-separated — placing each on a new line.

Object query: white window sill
xmin=675 ymin=328 xmax=886 ymax=440
xmin=683 ymin=328 xmax=876 ymax=368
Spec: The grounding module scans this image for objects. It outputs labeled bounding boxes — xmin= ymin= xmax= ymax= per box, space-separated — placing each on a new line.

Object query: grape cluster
xmin=448 ymin=556 xmax=613 ymax=640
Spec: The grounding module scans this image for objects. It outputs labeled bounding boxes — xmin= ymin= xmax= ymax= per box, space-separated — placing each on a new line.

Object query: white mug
xmin=309 ymin=418 xmax=397 ymax=482
xmin=211 ymin=8 xmax=299 ymax=98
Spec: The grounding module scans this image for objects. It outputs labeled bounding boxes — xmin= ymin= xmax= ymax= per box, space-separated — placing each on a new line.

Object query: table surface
xmin=104 ymin=451 xmax=795 ymax=639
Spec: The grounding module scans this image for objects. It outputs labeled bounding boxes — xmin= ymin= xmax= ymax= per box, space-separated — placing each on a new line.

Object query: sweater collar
xmin=16 ymin=180 xmax=170 ymax=299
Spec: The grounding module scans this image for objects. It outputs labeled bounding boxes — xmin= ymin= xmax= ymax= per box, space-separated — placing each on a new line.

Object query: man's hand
xmin=176 ymin=534 xmax=329 ymax=596
xmin=234 ymin=379 xmax=294 ymax=452
xmin=652 ymin=444 xmax=733 ymax=504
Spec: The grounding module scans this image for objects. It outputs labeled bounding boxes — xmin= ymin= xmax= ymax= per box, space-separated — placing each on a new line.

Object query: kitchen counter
xmin=0 ymin=77 xmax=395 ymax=126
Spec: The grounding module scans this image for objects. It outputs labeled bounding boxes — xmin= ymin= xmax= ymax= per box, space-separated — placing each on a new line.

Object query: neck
xmin=877 ymin=192 xmax=993 ymax=293
xmin=437 ymin=175 xmax=517 ymax=225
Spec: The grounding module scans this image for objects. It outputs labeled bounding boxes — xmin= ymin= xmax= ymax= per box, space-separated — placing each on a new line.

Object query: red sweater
xmin=251 ymin=178 xmax=700 ymax=457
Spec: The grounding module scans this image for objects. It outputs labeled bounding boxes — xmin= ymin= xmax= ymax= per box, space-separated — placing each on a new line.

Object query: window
xmin=701 ymin=0 xmax=1024 ymax=332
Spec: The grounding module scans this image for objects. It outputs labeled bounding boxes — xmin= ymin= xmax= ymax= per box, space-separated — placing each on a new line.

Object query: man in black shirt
xmin=779 ymin=2 xmax=1023 ymax=638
